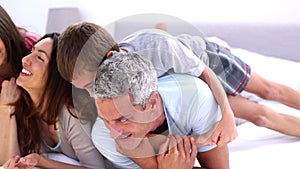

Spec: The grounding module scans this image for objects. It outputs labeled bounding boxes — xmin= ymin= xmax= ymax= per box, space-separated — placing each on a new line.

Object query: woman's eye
xmin=37 ymin=56 xmax=44 ymax=61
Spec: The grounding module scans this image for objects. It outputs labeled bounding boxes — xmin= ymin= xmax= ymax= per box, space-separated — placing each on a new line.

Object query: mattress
xmin=227 ymin=45 xmax=300 ymax=169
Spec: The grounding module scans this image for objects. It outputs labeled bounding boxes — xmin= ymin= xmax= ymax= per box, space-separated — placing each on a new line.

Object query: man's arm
xmin=118 ymin=134 xmax=198 ymax=169
xmin=200 ymin=66 xmax=237 ymax=146
xmin=117 ymin=137 xmax=158 ymax=169
xmin=197 ymin=144 xmax=229 ymax=169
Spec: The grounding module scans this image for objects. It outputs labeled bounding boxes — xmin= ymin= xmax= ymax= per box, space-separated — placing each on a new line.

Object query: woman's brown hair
xmin=0 ymin=5 xmax=30 ymax=78
xmin=14 ymin=33 xmax=74 ymax=155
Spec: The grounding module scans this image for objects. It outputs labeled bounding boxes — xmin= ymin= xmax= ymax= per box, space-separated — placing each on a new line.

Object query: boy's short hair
xmin=57 ymin=22 xmax=119 ymax=82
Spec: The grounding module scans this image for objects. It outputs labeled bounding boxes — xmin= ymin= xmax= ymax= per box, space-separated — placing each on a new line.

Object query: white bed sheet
xmin=227 ymin=47 xmax=300 ymax=169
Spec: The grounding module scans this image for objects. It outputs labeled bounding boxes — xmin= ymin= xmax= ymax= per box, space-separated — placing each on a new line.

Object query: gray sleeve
xmin=120 ymin=30 xmax=206 ymax=77
xmin=176 ymin=33 xmax=210 ymax=65
xmin=59 ymin=108 xmax=106 ymax=169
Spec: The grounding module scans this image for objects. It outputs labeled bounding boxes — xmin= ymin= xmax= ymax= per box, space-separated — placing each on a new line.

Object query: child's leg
xmin=245 ymin=71 xmax=300 ymax=110
xmin=228 ymin=95 xmax=300 ymax=137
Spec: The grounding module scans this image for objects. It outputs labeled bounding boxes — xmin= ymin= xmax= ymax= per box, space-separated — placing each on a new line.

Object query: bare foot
xmin=155 ymin=23 xmax=167 ymax=31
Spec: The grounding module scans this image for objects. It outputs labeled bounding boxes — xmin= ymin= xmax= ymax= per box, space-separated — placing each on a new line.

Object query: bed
xmin=227 ymin=47 xmax=300 ymax=169
xmin=111 ymin=14 xmax=300 ymax=169
xmin=189 ymin=38 xmax=300 ymax=169
xmin=2 ymin=13 xmax=300 ymax=169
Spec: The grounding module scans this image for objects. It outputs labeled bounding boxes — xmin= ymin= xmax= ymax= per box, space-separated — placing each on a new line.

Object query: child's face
xmin=71 ymin=69 xmax=97 ymax=96
xmin=0 ymin=38 xmax=7 ymax=66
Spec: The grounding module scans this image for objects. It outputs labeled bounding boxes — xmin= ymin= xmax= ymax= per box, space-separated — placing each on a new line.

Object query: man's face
xmin=71 ymin=69 xmax=97 ymax=95
xmin=95 ymin=94 xmax=155 ymax=150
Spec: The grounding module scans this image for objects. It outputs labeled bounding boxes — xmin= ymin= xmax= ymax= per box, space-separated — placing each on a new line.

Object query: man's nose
xmin=107 ymin=122 xmax=123 ymax=139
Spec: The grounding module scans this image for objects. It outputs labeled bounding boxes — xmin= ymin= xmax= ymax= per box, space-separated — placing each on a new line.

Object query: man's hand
xmin=157 ymin=135 xmax=197 ymax=169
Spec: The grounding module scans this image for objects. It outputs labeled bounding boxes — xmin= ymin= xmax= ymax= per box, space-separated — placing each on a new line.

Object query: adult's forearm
xmin=36 ymin=155 xmax=87 ymax=169
xmin=131 ymin=156 xmax=158 ymax=169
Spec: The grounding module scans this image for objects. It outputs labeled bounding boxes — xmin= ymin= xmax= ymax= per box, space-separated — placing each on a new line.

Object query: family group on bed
xmin=1 ymin=5 xmax=300 ymax=169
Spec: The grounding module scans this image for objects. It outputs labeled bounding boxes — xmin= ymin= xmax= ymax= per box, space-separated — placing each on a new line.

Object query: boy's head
xmin=57 ymin=22 xmax=119 ymax=91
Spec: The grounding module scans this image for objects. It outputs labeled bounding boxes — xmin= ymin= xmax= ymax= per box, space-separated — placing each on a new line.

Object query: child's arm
xmin=0 ymin=78 xmax=20 ymax=165
xmin=0 ymin=105 xmax=20 ymax=165
xmin=199 ymin=66 xmax=237 ymax=146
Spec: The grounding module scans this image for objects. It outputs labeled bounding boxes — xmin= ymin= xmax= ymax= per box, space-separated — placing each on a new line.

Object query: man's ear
xmin=106 ymin=51 xmax=113 ymax=58
xmin=147 ymin=92 xmax=160 ymax=110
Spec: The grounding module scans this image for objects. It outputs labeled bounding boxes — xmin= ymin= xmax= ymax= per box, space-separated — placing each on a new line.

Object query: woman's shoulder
xmin=59 ymin=106 xmax=94 ymax=137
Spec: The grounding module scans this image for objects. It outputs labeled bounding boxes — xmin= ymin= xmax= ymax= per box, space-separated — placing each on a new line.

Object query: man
xmin=92 ymin=52 xmax=229 ymax=169
xmin=57 ymin=22 xmax=237 ymax=147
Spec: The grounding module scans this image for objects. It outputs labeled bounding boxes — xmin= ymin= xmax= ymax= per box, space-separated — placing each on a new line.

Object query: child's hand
xmin=0 ymin=77 xmax=20 ymax=105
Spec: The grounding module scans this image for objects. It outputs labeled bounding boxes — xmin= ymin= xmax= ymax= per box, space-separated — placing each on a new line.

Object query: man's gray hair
xmin=93 ymin=52 xmax=158 ymax=108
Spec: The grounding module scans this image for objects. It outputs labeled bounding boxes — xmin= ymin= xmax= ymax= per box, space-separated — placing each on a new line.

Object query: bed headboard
xmin=110 ymin=13 xmax=300 ymax=62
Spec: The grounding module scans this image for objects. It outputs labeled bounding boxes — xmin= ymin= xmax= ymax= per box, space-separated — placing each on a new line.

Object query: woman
xmin=0 ymin=5 xmax=39 ymax=164
xmin=1 ymin=33 xmax=107 ymax=169
xmin=0 ymin=5 xmax=40 ymax=87
xmin=0 ymin=5 xmax=32 ymax=87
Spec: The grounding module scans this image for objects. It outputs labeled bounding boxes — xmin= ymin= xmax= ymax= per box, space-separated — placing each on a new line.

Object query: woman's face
xmin=16 ymin=37 xmax=53 ymax=93
xmin=0 ymin=38 xmax=7 ymax=66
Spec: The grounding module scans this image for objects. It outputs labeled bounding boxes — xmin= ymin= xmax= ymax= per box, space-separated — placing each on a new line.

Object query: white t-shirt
xmin=92 ymin=74 xmax=222 ymax=169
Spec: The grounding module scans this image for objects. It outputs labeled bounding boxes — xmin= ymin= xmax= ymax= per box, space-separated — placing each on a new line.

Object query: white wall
xmin=1 ymin=0 xmax=300 ymax=35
